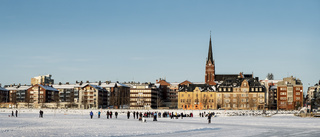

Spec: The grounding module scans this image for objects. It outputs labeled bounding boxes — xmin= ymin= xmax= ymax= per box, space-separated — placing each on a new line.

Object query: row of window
xmin=130 ymin=94 xmax=151 ymax=97
xmin=131 ymin=90 xmax=152 ymax=93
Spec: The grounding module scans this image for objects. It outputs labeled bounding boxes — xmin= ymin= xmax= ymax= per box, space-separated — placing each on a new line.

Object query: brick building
xmin=277 ymin=76 xmax=303 ymax=110
xmin=26 ymin=84 xmax=59 ymax=108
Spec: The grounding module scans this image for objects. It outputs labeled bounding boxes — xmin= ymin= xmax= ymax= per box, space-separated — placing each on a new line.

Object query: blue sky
xmin=0 ymin=0 xmax=319 ymax=92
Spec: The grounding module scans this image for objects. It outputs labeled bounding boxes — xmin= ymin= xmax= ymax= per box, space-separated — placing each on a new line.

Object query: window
xmin=251 ymin=88 xmax=254 ymax=91
xmin=223 ymin=88 xmax=226 ymax=92
xmin=233 ymin=94 xmax=236 ymax=97
xmin=280 ymin=97 xmax=286 ymax=100
xmin=296 ymin=92 xmax=300 ymax=95
xmin=219 ymin=88 xmax=222 ymax=92
xmin=228 ymin=88 xmax=231 ymax=91
xmin=253 ymin=94 xmax=256 ymax=97
xmin=182 ymin=94 xmax=184 ymax=97
xmin=296 ymin=97 xmax=300 ymax=100
xmin=259 ymin=88 xmax=262 ymax=91
xmin=210 ymin=94 xmax=212 ymax=97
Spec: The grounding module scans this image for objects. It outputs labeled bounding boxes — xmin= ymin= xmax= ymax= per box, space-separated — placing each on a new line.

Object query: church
xmin=205 ymin=34 xmax=253 ymax=85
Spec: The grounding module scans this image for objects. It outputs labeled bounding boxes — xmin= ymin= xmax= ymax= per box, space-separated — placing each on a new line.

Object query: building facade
xmin=128 ymin=83 xmax=159 ymax=109
xmin=77 ymin=84 xmax=108 ymax=109
xmin=277 ymin=76 xmax=303 ymax=110
xmin=26 ymin=84 xmax=59 ymax=108
xmin=5 ymin=85 xmax=31 ymax=108
xmin=178 ymin=83 xmax=216 ymax=110
xmin=31 ymin=74 xmax=54 ymax=85
xmin=260 ymin=79 xmax=281 ymax=110
xmin=217 ymin=78 xmax=265 ymax=110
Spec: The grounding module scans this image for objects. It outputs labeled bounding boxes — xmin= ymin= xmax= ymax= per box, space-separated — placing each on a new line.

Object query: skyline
xmin=0 ymin=0 xmax=319 ymax=93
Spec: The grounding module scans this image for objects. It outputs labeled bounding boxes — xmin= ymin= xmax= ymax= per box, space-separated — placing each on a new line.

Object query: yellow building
xmin=178 ymin=83 xmax=216 ymax=110
xmin=217 ymin=78 xmax=265 ymax=110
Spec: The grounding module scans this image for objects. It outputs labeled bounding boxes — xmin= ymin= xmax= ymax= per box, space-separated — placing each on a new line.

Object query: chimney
xmin=0 ymin=83 xmax=1 ymax=87
xmin=66 ymin=82 xmax=69 ymax=85
xmin=59 ymin=82 xmax=62 ymax=85
xmin=76 ymin=81 xmax=79 ymax=84
xmin=86 ymin=81 xmax=89 ymax=83
xmin=98 ymin=81 xmax=101 ymax=85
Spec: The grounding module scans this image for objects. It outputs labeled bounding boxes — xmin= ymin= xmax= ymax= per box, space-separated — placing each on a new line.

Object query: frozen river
xmin=0 ymin=109 xmax=319 ymax=137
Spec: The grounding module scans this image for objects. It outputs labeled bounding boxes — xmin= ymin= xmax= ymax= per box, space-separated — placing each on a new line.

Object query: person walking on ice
xmin=208 ymin=113 xmax=212 ymax=124
xmin=115 ymin=111 xmax=118 ymax=119
xmin=39 ymin=110 xmax=44 ymax=118
xmin=90 ymin=111 xmax=93 ymax=119
xmin=127 ymin=111 xmax=130 ymax=119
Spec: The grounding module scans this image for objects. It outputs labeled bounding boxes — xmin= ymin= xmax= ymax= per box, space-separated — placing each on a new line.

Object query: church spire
xmin=207 ymin=32 xmax=214 ymax=65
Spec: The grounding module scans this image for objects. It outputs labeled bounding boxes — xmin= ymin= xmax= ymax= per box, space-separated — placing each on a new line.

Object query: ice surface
xmin=0 ymin=109 xmax=319 ymax=137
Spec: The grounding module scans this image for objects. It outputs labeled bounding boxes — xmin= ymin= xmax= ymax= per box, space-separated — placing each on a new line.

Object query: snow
xmin=1 ymin=109 xmax=319 ymax=137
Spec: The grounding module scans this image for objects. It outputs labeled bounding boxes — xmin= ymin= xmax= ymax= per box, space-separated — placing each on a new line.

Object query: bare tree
xmin=248 ymin=95 xmax=254 ymax=110
xmin=267 ymin=73 xmax=274 ymax=80
xmin=237 ymin=94 xmax=242 ymax=110
xmin=201 ymin=94 xmax=210 ymax=109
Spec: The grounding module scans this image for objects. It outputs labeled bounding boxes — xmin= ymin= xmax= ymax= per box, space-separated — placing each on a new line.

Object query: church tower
xmin=205 ymin=34 xmax=216 ymax=85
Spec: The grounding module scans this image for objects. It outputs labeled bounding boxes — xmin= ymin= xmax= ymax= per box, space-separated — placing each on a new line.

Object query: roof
xmin=5 ymin=86 xmax=31 ymax=91
xmin=0 ymin=87 xmax=9 ymax=91
xmin=90 ymin=82 xmax=129 ymax=88
xmin=52 ymin=84 xmax=76 ymax=89
xmin=38 ymin=85 xmax=59 ymax=91
xmin=179 ymin=84 xmax=216 ymax=92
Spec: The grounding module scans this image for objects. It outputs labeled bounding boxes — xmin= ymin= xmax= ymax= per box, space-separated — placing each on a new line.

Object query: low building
xmin=277 ymin=76 xmax=303 ymax=110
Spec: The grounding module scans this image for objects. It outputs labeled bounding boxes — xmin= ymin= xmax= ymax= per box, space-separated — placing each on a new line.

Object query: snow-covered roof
xmin=0 ymin=87 xmax=8 ymax=91
xmin=5 ymin=86 xmax=31 ymax=91
xmin=90 ymin=82 xmax=129 ymax=88
xmin=38 ymin=85 xmax=58 ymax=91
xmin=52 ymin=84 xmax=76 ymax=89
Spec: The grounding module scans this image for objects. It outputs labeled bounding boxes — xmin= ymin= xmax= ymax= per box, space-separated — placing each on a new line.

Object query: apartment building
xmin=26 ymin=84 xmax=59 ymax=108
xmin=277 ymin=76 xmax=303 ymax=110
xmin=127 ymin=82 xmax=159 ymax=109
xmin=77 ymin=84 xmax=107 ymax=109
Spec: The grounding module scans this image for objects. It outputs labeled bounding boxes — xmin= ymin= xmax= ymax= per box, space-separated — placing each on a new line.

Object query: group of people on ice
xmin=88 ymin=110 xmax=215 ymax=124
xmin=10 ymin=110 xmax=18 ymax=117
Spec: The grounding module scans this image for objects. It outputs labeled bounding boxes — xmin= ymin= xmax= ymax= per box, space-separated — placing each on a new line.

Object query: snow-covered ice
xmin=0 ymin=109 xmax=319 ymax=137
